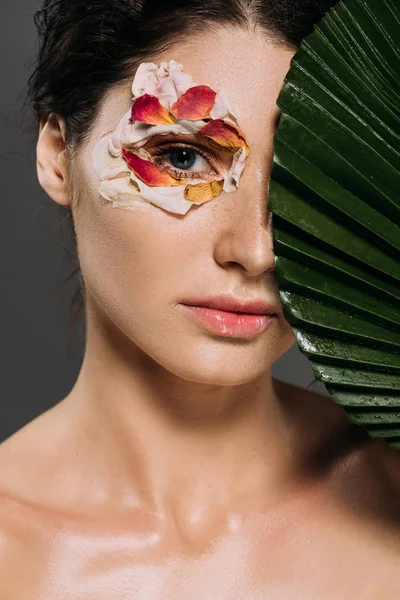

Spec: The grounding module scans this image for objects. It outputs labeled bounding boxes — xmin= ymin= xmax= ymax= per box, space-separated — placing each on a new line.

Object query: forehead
xmin=93 ymin=27 xmax=295 ymax=144
xmin=162 ymin=27 xmax=295 ymax=125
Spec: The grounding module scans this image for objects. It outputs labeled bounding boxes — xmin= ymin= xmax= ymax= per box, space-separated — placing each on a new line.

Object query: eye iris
xmin=169 ymin=149 xmax=196 ymax=170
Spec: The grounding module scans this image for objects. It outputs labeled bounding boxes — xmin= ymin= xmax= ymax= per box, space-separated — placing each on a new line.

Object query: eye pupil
xmin=169 ymin=149 xmax=196 ymax=170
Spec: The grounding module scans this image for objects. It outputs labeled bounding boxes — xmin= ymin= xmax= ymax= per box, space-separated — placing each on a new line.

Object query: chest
xmin=3 ymin=514 xmax=398 ymax=600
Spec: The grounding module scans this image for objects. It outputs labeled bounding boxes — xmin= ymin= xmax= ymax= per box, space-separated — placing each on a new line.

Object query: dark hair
xmin=27 ymin=0 xmax=339 ymax=335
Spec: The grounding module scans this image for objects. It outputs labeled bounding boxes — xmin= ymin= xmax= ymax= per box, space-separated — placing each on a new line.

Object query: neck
xmin=66 ymin=301 xmax=301 ymax=526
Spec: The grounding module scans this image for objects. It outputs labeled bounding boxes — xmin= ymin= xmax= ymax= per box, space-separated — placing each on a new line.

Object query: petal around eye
xmin=169 ymin=70 xmax=194 ymax=98
xmin=131 ymin=95 xmax=176 ymax=125
xmin=122 ymin=149 xmax=186 ymax=187
xmin=131 ymin=62 xmax=159 ymax=97
xmin=170 ymin=86 xmax=217 ymax=121
xmin=99 ymin=176 xmax=151 ymax=211
xmin=100 ymin=172 xmax=196 ymax=216
xmin=134 ymin=179 xmax=195 ymax=215
xmin=110 ymin=118 xmax=207 ymax=155
xmin=184 ymin=179 xmax=224 ymax=204
xmin=197 ymin=119 xmax=250 ymax=155
xmin=209 ymin=89 xmax=238 ymax=122
xmin=92 ymin=132 xmax=131 ymax=179
xmin=223 ymin=146 xmax=247 ymax=193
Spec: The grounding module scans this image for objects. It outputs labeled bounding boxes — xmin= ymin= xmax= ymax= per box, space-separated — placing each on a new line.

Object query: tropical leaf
xmin=269 ymin=0 xmax=400 ymax=449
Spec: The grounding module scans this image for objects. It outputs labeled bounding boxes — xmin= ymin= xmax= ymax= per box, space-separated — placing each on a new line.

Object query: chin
xmin=148 ymin=339 xmax=283 ymax=387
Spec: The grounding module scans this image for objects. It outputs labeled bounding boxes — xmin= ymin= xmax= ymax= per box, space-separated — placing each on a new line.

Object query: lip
xmin=181 ymin=296 xmax=278 ymax=315
xmin=181 ymin=305 xmax=276 ymax=338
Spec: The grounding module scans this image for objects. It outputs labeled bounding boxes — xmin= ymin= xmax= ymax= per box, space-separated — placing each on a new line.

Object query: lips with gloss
xmin=181 ymin=305 xmax=276 ymax=338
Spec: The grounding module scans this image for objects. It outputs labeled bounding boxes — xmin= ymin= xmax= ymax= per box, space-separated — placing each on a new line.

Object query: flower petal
xmin=92 ymin=132 xmax=131 ymax=179
xmin=131 ymin=61 xmax=195 ymax=111
xmin=99 ymin=177 xmax=151 ymax=211
xmin=166 ymin=62 xmax=194 ymax=97
xmin=131 ymin=62 xmax=159 ymax=98
xmin=110 ymin=115 xmax=206 ymax=155
xmin=210 ymin=89 xmax=238 ymax=122
xmin=184 ymin=180 xmax=224 ymax=204
xmin=122 ymin=149 xmax=186 ymax=187
xmin=134 ymin=178 xmax=195 ymax=215
xmin=198 ymin=119 xmax=250 ymax=155
xmin=99 ymin=172 xmax=196 ymax=215
xmin=170 ymin=86 xmax=217 ymax=120
xmin=223 ymin=146 xmax=247 ymax=193
xmin=130 ymin=94 xmax=176 ymax=125
xmin=156 ymin=61 xmax=194 ymax=109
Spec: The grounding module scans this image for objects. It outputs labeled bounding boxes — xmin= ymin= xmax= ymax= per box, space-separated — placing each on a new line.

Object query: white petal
xmin=210 ymin=88 xmax=238 ymax=122
xmin=223 ymin=147 xmax=247 ymax=193
xmin=134 ymin=177 xmax=195 ymax=215
xmin=166 ymin=61 xmax=195 ymax=96
xmin=132 ymin=61 xmax=183 ymax=110
xmin=157 ymin=91 xmax=178 ymax=110
xmin=154 ymin=61 xmax=195 ymax=109
xmin=159 ymin=60 xmax=183 ymax=81
xmin=111 ymin=200 xmax=152 ymax=212
xmin=231 ymin=146 xmax=247 ymax=183
xmin=111 ymin=120 xmax=206 ymax=154
xmin=223 ymin=178 xmax=236 ymax=193
xmin=109 ymin=109 xmax=133 ymax=155
xmin=132 ymin=62 xmax=159 ymax=97
xmin=174 ymin=119 xmax=205 ymax=133
xmin=175 ymin=72 xmax=195 ymax=96
xmin=155 ymin=76 xmax=179 ymax=109
xmin=100 ymin=177 xmax=151 ymax=211
xmin=92 ymin=133 xmax=130 ymax=180
xmin=160 ymin=60 xmax=182 ymax=73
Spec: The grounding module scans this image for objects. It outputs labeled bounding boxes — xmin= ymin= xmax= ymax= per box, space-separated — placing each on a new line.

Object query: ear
xmin=36 ymin=113 xmax=70 ymax=207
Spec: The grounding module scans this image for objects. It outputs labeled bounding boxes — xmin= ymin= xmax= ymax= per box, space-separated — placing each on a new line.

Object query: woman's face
xmin=68 ymin=27 xmax=296 ymax=385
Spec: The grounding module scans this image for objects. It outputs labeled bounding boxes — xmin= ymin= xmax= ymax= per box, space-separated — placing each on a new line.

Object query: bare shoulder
xmin=272 ymin=376 xmax=356 ymax=460
xmin=0 ymin=403 xmax=75 ymax=595
xmin=274 ymin=378 xmax=400 ymax=545
xmin=0 ymin=398 xmax=78 ymax=524
xmin=274 ymin=376 xmax=400 ymax=469
xmin=0 ymin=493 xmax=49 ymax=596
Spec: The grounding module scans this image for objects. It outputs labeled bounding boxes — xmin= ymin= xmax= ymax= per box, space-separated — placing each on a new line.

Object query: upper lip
xmin=181 ymin=296 xmax=278 ymax=315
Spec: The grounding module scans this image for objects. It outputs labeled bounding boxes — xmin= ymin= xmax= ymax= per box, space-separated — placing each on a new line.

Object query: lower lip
xmin=181 ymin=305 xmax=276 ymax=338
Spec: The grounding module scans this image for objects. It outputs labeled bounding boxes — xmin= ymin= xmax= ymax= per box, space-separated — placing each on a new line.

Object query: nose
xmin=213 ymin=157 xmax=276 ymax=279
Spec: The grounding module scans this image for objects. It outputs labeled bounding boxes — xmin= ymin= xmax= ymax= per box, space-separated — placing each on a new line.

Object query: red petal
xmin=170 ymin=86 xmax=217 ymax=120
xmin=198 ymin=119 xmax=249 ymax=154
xmin=184 ymin=180 xmax=224 ymax=203
xmin=130 ymin=94 xmax=176 ymax=125
xmin=122 ymin=150 xmax=185 ymax=186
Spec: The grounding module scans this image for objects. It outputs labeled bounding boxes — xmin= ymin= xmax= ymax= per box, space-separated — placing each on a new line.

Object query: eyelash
xmin=151 ymin=142 xmax=219 ymax=180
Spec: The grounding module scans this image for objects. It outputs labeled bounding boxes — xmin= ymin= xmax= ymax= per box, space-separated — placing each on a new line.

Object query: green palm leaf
xmin=269 ymin=0 xmax=400 ymax=449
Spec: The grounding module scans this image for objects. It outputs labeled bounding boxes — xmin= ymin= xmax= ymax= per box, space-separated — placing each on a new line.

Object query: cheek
xmin=72 ymin=170 xmax=204 ymax=333
xmin=77 ymin=204 xmax=158 ymax=306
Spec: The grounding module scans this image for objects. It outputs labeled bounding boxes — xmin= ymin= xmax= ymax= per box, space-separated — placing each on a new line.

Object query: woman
xmin=0 ymin=0 xmax=399 ymax=597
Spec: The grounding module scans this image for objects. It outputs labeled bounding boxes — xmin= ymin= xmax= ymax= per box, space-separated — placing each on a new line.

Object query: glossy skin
xmin=1 ymin=26 xmax=400 ymax=599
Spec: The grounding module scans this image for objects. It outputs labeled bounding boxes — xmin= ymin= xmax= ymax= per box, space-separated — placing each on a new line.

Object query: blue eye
xmin=151 ymin=141 xmax=220 ymax=180
xmin=168 ymin=149 xmax=197 ymax=171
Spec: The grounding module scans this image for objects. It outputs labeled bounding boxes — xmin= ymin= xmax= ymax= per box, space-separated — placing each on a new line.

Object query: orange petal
xmin=198 ymin=119 xmax=249 ymax=155
xmin=130 ymin=94 xmax=176 ymax=125
xmin=122 ymin=150 xmax=185 ymax=186
xmin=184 ymin=180 xmax=224 ymax=204
xmin=170 ymin=86 xmax=217 ymax=120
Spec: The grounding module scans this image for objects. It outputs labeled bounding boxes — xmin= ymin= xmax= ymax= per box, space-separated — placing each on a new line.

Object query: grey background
xmin=0 ymin=0 xmax=327 ymax=444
